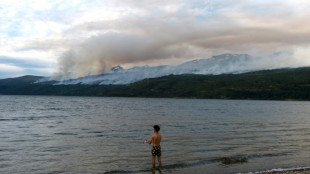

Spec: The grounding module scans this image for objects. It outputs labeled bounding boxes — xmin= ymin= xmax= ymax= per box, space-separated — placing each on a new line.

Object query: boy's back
xmin=152 ymin=133 xmax=161 ymax=146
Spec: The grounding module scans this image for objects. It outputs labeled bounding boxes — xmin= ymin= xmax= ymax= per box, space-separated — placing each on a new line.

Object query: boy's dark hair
xmin=153 ymin=125 xmax=160 ymax=132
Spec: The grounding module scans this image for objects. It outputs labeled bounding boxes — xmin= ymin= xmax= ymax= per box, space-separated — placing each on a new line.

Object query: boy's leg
xmin=152 ymin=156 xmax=156 ymax=168
xmin=158 ymin=156 xmax=162 ymax=167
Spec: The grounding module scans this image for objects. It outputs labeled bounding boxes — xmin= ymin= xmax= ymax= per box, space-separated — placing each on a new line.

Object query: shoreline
xmin=168 ymin=169 xmax=310 ymax=174
xmin=258 ymin=168 xmax=310 ymax=174
xmin=106 ymin=166 xmax=310 ymax=174
xmin=163 ymin=165 xmax=310 ymax=174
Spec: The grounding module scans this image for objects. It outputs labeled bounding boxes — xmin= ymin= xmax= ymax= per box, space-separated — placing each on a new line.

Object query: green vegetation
xmin=0 ymin=75 xmax=43 ymax=85
xmin=1 ymin=67 xmax=310 ymax=100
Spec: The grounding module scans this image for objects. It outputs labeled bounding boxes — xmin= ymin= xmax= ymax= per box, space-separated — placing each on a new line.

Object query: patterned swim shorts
xmin=152 ymin=145 xmax=161 ymax=156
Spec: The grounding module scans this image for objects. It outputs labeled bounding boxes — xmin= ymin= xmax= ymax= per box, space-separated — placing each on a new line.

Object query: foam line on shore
xmin=239 ymin=166 xmax=310 ymax=174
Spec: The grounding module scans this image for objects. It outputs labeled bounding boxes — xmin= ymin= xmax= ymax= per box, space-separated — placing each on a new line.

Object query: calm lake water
xmin=1 ymin=95 xmax=310 ymax=174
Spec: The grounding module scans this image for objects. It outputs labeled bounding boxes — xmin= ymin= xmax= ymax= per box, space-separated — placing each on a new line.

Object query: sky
xmin=1 ymin=0 xmax=310 ymax=79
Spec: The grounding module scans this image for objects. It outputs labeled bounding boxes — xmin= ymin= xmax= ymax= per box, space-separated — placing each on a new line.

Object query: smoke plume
xmin=52 ymin=0 xmax=310 ymax=80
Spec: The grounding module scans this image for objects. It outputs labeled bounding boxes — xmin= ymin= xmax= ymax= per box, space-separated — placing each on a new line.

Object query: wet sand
xmin=168 ymin=169 xmax=310 ymax=174
xmin=263 ymin=169 xmax=310 ymax=174
xmin=164 ymin=167 xmax=310 ymax=174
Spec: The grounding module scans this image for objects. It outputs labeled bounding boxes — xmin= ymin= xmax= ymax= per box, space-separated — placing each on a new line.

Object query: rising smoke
xmin=56 ymin=31 xmax=195 ymax=79
xmin=52 ymin=0 xmax=310 ymax=80
xmin=54 ymin=29 xmax=310 ymax=81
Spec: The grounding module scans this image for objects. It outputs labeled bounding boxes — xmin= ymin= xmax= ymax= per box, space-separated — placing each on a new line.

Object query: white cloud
xmin=0 ymin=64 xmax=23 ymax=72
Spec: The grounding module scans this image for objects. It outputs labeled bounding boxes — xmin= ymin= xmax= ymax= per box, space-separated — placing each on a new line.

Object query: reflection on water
xmin=151 ymin=168 xmax=162 ymax=174
xmin=1 ymin=95 xmax=310 ymax=174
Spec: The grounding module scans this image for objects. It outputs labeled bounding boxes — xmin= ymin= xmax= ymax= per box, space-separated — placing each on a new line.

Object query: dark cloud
xmin=0 ymin=56 xmax=54 ymax=79
xmin=0 ymin=56 xmax=52 ymax=68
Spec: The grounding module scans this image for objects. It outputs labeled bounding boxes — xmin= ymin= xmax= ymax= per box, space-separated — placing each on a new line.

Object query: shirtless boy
xmin=145 ymin=125 xmax=162 ymax=168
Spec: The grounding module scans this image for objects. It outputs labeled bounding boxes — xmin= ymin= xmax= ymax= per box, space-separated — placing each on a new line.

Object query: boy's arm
xmin=145 ymin=139 xmax=152 ymax=144
xmin=145 ymin=135 xmax=154 ymax=144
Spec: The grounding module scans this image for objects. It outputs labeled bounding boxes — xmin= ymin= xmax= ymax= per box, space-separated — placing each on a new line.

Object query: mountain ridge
xmin=1 ymin=67 xmax=310 ymax=100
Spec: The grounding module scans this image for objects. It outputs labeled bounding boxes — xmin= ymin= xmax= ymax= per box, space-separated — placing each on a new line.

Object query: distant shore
xmin=2 ymin=67 xmax=310 ymax=100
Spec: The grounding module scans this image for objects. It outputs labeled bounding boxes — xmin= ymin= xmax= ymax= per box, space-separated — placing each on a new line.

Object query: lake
xmin=1 ymin=95 xmax=310 ymax=174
